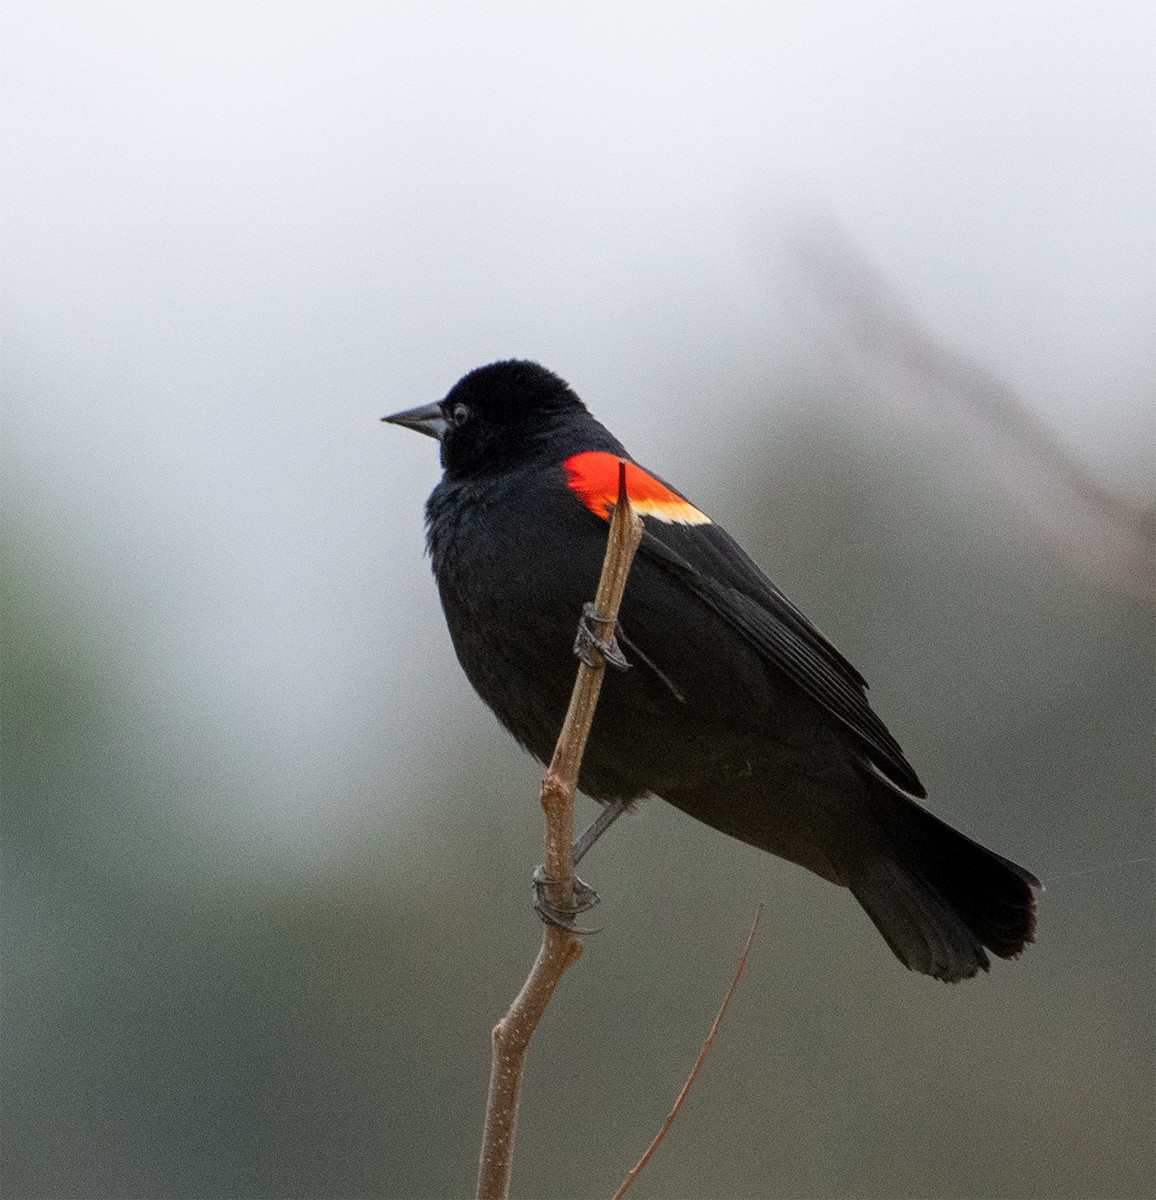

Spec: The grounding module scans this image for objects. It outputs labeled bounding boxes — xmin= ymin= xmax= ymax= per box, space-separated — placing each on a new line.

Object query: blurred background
xmin=3 ymin=3 xmax=1153 ymax=1198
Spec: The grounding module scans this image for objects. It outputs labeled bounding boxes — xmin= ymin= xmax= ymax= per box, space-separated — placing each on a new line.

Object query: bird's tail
xmin=847 ymin=782 xmax=1041 ymax=983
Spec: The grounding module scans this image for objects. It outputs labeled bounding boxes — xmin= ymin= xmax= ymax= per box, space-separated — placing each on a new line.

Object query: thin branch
xmin=612 ymin=903 xmax=765 ymax=1200
xmin=476 ymin=462 xmax=644 ymax=1200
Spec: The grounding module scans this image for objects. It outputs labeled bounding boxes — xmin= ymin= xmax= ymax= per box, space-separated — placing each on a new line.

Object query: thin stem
xmin=612 ymin=903 xmax=765 ymax=1200
xmin=475 ymin=461 xmax=643 ymax=1200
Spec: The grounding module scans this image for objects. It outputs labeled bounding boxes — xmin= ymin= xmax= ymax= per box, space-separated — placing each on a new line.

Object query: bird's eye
xmin=451 ymin=404 xmax=470 ymax=427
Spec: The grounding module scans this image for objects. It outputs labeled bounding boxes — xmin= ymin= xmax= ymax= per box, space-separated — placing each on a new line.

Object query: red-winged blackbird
xmin=384 ymin=360 xmax=1040 ymax=982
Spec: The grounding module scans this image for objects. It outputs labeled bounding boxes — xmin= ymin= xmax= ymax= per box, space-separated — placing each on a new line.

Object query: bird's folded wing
xmin=637 ymin=522 xmax=927 ymax=799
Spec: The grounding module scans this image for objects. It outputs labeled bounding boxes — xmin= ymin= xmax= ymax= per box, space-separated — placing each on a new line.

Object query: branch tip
xmin=612 ymin=903 xmax=765 ymax=1200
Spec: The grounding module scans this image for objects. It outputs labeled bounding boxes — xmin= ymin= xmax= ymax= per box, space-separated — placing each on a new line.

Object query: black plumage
xmin=384 ymin=359 xmax=1040 ymax=981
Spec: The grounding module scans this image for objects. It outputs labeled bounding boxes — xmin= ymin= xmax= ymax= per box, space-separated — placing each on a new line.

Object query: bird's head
xmin=383 ymin=360 xmax=608 ymax=478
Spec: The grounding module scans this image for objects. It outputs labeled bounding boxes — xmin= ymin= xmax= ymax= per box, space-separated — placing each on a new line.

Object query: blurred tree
xmin=5 ymin=371 xmax=1151 ymax=1199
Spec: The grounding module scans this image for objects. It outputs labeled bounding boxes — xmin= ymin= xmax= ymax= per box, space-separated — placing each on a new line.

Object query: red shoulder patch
xmin=564 ymin=451 xmax=711 ymax=525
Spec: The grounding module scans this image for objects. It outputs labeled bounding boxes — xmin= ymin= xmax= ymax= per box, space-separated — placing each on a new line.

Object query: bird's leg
xmin=532 ymin=800 xmax=630 ymax=933
xmin=573 ymin=602 xmax=630 ymax=670
xmin=531 ymin=866 xmax=600 ymax=933
xmin=573 ymin=798 xmax=629 ymax=865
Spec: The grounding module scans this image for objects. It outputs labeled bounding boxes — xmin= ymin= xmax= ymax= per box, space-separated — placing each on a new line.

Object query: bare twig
xmin=612 ymin=903 xmax=765 ymax=1200
xmin=476 ymin=461 xmax=644 ymax=1200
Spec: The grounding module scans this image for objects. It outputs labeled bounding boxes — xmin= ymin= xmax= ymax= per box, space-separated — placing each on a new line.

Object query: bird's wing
xmin=635 ymin=519 xmax=927 ymax=798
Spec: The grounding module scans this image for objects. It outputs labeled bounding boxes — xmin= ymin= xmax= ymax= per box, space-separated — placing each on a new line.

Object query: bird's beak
xmin=381 ymin=402 xmax=448 ymax=441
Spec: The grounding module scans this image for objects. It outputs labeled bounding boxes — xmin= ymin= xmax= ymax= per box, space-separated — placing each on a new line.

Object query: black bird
xmin=384 ymin=360 xmax=1040 ymax=982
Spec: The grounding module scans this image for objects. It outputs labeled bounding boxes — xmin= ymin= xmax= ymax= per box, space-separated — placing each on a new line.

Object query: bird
xmin=383 ymin=359 xmax=1040 ymax=982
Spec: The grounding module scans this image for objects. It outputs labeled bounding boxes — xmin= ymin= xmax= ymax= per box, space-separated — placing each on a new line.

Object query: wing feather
xmin=636 ymin=520 xmax=926 ymax=798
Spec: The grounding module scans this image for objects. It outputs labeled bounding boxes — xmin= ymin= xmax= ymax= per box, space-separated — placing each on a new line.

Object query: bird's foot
xmin=573 ymin=602 xmax=630 ymax=670
xmin=532 ymin=865 xmax=601 ymax=934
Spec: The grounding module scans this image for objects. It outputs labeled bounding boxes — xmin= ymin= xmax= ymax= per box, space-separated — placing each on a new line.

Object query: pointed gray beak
xmin=381 ymin=402 xmax=448 ymax=441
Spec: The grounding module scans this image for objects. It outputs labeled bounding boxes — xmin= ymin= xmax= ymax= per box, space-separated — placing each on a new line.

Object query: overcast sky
xmin=3 ymin=1 xmax=1152 ymax=846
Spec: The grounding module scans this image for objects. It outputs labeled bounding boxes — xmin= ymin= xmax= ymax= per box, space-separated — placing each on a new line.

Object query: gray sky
xmin=4 ymin=1 xmax=1152 ymax=851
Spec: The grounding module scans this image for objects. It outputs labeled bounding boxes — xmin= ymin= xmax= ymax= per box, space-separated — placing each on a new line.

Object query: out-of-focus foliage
xmin=3 ymin=4 xmax=1152 ymax=1198
xmin=4 ymin=396 xmax=1152 ymax=1198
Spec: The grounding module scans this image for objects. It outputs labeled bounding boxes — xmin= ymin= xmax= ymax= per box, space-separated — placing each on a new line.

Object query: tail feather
xmin=848 ymin=788 xmax=1041 ymax=983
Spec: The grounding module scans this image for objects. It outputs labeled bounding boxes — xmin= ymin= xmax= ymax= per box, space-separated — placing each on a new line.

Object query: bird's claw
xmin=532 ymin=865 xmax=602 ymax=934
xmin=574 ymin=602 xmax=630 ymax=671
